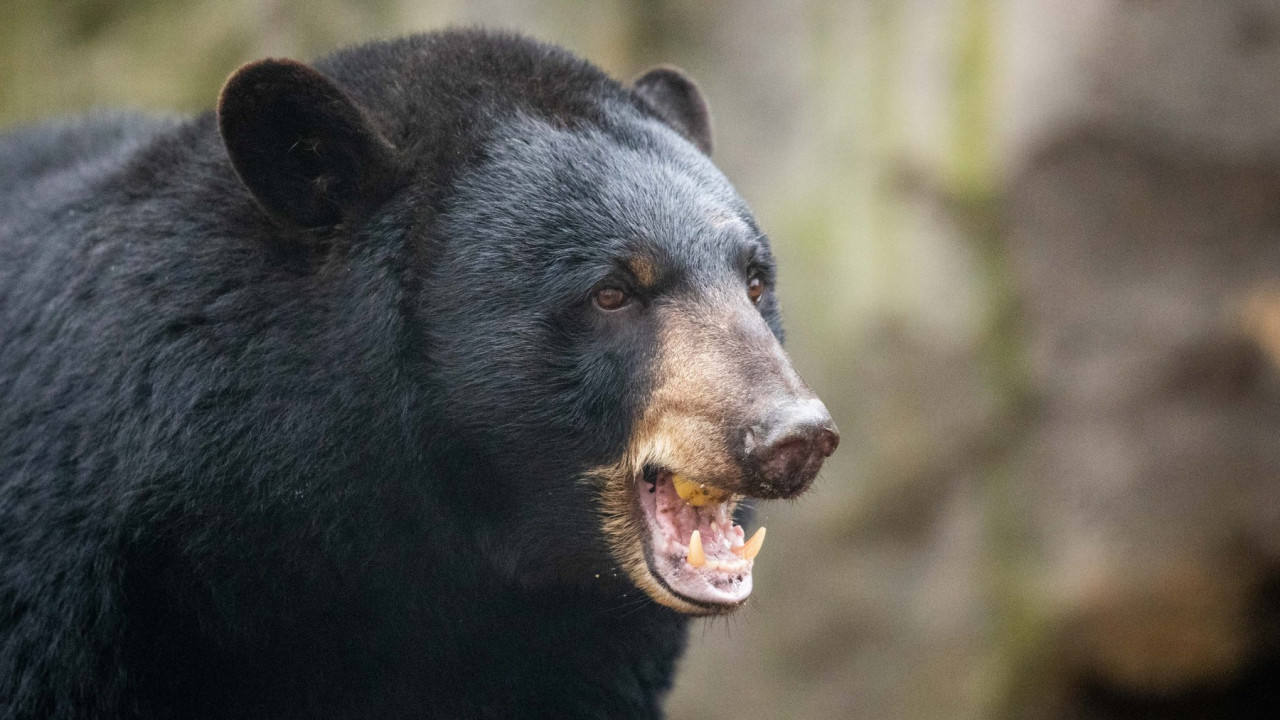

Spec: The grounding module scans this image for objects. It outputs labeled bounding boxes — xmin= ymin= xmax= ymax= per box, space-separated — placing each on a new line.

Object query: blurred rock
xmin=1003 ymin=2 xmax=1280 ymax=715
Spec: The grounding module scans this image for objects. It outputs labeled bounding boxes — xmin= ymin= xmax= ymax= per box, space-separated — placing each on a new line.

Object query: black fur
xmin=0 ymin=30 xmax=780 ymax=719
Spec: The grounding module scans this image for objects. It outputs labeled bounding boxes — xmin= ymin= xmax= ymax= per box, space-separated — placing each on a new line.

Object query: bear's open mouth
xmin=635 ymin=466 xmax=762 ymax=611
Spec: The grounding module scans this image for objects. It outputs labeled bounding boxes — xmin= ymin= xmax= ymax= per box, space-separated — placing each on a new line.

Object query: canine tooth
xmin=733 ymin=526 xmax=766 ymax=560
xmin=687 ymin=530 xmax=706 ymax=567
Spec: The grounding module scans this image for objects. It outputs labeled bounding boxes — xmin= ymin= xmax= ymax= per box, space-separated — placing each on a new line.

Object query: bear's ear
xmin=217 ymin=58 xmax=396 ymax=229
xmin=632 ymin=66 xmax=713 ymax=156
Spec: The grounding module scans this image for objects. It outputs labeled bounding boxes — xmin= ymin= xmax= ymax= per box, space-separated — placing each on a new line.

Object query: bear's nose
xmin=746 ymin=398 xmax=839 ymax=498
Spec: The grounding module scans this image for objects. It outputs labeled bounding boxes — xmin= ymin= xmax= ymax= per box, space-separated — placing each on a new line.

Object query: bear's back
xmin=0 ymin=113 xmax=176 ymax=210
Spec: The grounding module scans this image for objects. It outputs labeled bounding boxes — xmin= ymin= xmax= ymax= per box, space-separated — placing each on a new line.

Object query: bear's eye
xmin=594 ymin=287 xmax=630 ymax=311
xmin=747 ymin=276 xmax=765 ymax=304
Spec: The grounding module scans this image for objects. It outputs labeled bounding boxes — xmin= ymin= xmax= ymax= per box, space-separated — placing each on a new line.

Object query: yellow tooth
xmin=687 ymin=530 xmax=706 ymax=568
xmin=734 ymin=526 xmax=766 ymax=561
xmin=671 ymin=474 xmax=729 ymax=507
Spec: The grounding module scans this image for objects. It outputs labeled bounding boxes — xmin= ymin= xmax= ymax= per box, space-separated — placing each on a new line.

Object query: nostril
xmin=816 ymin=426 xmax=839 ymax=458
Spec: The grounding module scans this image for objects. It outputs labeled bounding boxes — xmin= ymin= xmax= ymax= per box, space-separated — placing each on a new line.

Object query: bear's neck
xmin=126 ymin=572 xmax=691 ymax=719
xmin=434 ymin=590 xmax=691 ymax=718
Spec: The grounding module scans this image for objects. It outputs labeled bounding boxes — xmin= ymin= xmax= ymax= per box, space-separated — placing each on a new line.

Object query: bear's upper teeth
xmin=671 ymin=473 xmax=729 ymax=507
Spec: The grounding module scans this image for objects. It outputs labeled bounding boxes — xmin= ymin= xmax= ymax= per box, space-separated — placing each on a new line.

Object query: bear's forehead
xmin=443 ymin=113 xmax=760 ymax=277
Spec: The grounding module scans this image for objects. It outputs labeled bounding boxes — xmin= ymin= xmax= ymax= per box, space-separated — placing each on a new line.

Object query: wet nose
xmin=747 ymin=398 xmax=839 ymax=498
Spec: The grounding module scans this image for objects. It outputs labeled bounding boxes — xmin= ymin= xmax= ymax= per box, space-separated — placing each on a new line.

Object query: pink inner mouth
xmin=637 ymin=469 xmax=753 ymax=608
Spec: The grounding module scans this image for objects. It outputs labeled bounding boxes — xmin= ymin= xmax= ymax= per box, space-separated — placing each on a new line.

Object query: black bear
xmin=0 ymin=29 xmax=837 ymax=719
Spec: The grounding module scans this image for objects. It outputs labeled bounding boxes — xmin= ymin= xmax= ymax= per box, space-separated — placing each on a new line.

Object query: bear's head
xmin=215 ymin=34 xmax=837 ymax=615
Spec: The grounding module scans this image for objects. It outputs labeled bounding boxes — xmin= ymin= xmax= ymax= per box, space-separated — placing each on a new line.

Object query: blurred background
xmin=5 ymin=0 xmax=1280 ymax=717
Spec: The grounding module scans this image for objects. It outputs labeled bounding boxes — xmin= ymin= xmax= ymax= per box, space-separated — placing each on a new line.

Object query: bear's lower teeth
xmin=734 ymin=526 xmax=766 ymax=560
xmin=687 ymin=529 xmax=706 ymax=567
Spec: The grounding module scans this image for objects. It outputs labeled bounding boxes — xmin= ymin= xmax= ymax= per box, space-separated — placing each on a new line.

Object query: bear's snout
xmin=742 ymin=397 xmax=839 ymax=499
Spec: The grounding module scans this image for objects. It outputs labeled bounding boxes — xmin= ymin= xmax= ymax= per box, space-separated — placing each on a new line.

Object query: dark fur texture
xmin=0 ymin=30 xmax=783 ymax=719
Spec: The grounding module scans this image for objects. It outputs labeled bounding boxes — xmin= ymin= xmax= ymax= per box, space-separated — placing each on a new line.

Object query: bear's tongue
xmin=638 ymin=470 xmax=762 ymax=607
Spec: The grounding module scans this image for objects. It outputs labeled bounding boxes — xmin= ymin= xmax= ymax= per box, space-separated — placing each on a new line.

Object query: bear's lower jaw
xmin=634 ymin=469 xmax=755 ymax=612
